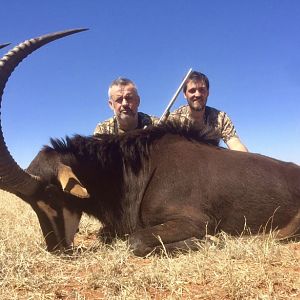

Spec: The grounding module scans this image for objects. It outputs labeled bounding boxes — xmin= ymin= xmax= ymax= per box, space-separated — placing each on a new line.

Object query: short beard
xmin=116 ymin=112 xmax=138 ymax=131
xmin=189 ymin=104 xmax=203 ymax=112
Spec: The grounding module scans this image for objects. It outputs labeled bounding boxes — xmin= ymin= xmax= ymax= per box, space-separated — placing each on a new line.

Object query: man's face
xmin=184 ymin=80 xmax=209 ymax=112
xmin=108 ymin=84 xmax=140 ymax=122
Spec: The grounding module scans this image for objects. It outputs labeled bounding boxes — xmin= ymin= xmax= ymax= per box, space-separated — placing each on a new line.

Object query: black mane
xmin=48 ymin=121 xmax=220 ymax=174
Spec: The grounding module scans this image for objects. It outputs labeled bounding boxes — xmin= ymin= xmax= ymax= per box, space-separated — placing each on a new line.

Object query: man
xmin=94 ymin=77 xmax=158 ymax=135
xmin=169 ymin=71 xmax=248 ymax=152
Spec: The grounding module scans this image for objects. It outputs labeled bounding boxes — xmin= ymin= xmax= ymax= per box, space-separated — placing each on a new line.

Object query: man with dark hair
xmin=94 ymin=77 xmax=158 ymax=135
xmin=169 ymin=71 xmax=248 ymax=151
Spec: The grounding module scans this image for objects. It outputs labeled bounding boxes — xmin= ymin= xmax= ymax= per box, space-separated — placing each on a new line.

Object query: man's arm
xmin=226 ymin=137 xmax=248 ymax=152
xmin=218 ymin=110 xmax=248 ymax=152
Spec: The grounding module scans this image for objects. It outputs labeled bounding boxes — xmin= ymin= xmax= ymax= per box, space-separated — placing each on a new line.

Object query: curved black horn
xmin=0 ymin=43 xmax=11 ymax=50
xmin=0 ymin=28 xmax=88 ymax=196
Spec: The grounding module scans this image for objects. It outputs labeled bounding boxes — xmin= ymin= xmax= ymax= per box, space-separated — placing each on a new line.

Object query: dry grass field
xmin=0 ymin=190 xmax=299 ymax=299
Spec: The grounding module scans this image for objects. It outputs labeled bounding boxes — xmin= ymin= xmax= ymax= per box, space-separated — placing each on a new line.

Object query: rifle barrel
xmin=159 ymin=68 xmax=192 ymax=124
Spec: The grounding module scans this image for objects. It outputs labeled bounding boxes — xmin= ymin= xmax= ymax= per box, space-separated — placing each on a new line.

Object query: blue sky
xmin=1 ymin=0 xmax=299 ymax=167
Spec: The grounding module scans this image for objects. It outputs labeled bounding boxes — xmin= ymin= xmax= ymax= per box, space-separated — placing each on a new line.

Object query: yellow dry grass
xmin=0 ymin=190 xmax=299 ymax=299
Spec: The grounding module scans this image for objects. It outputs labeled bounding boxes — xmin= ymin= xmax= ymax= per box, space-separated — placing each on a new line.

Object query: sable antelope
xmin=0 ymin=29 xmax=299 ymax=257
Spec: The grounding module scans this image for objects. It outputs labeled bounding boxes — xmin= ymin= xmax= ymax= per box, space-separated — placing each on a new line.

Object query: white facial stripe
xmin=37 ymin=200 xmax=58 ymax=217
xmin=63 ymin=208 xmax=81 ymax=246
xmin=37 ymin=201 xmax=61 ymax=245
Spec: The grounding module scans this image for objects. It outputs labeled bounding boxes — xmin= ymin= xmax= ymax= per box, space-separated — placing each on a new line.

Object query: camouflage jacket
xmin=94 ymin=112 xmax=159 ymax=135
xmin=169 ymin=105 xmax=239 ymax=143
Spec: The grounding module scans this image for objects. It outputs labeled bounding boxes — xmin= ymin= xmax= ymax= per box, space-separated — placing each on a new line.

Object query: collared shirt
xmin=168 ymin=105 xmax=238 ymax=143
xmin=94 ymin=112 xmax=159 ymax=135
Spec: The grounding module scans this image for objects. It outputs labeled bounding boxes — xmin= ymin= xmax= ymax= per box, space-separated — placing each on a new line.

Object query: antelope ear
xmin=57 ymin=164 xmax=90 ymax=198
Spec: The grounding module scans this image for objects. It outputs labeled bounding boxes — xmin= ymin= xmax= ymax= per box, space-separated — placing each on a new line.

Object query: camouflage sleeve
xmin=93 ymin=118 xmax=115 ymax=135
xmin=218 ymin=112 xmax=239 ymax=143
xmin=93 ymin=124 xmax=105 ymax=135
xmin=168 ymin=105 xmax=190 ymax=124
